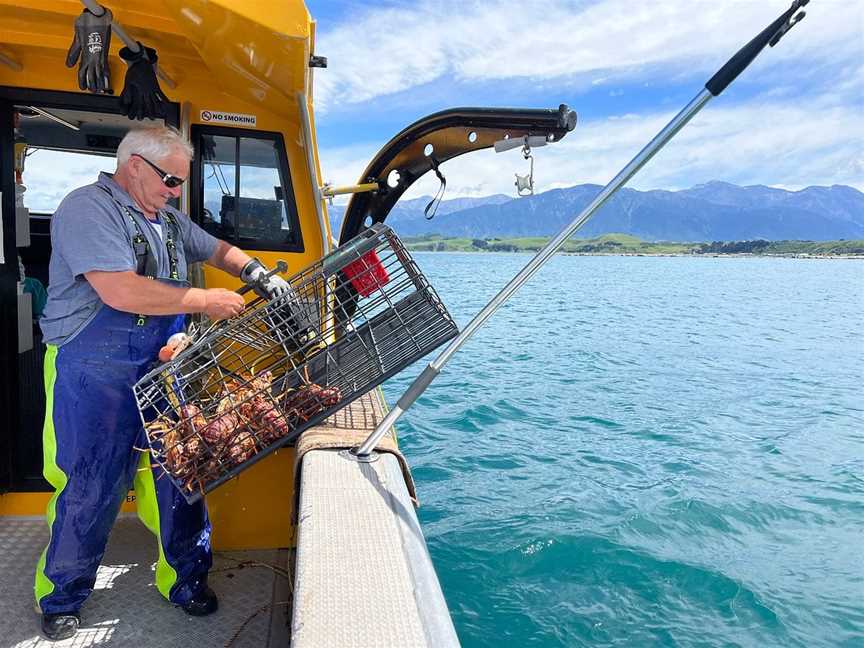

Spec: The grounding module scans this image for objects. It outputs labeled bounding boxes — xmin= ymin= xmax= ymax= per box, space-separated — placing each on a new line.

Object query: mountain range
xmin=328 ymin=181 xmax=864 ymax=242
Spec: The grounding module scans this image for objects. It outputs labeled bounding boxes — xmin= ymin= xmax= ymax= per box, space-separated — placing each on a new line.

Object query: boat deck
xmin=0 ymin=389 xmax=457 ymax=647
xmin=0 ymin=517 xmax=293 ymax=647
xmin=0 ymin=391 xmax=389 ymax=647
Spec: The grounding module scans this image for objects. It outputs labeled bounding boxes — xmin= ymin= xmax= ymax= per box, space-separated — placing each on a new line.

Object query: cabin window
xmin=192 ymin=127 xmax=303 ymax=253
xmin=21 ymin=148 xmax=115 ymax=213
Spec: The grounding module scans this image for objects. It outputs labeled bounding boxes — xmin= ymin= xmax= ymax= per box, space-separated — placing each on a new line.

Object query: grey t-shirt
xmin=40 ymin=172 xmax=219 ymax=346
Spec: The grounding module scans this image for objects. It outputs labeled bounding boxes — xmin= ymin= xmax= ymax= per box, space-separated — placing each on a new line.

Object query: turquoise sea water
xmin=381 ymin=253 xmax=863 ymax=648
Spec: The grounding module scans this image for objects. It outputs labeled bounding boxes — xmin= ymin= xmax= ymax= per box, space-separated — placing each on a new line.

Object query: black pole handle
xmin=706 ymin=0 xmax=809 ymax=97
xmin=235 ymin=260 xmax=288 ymax=296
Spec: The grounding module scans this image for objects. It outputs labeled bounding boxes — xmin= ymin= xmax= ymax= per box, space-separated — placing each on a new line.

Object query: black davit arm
xmin=339 ymin=105 xmax=577 ymax=244
xmin=706 ymin=0 xmax=809 ymax=96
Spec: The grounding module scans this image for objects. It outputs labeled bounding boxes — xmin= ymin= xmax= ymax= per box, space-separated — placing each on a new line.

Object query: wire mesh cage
xmin=133 ymin=224 xmax=458 ymax=503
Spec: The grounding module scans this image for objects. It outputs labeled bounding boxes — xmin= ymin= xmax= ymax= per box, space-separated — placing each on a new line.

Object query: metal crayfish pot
xmin=134 ymin=224 xmax=458 ymax=503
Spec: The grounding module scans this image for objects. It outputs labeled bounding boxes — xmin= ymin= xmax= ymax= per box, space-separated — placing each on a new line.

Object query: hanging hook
xmin=515 ymin=142 xmax=534 ymax=196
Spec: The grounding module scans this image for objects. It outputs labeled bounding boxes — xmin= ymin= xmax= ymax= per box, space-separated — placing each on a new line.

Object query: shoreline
xmin=409 ymin=249 xmax=864 ymax=260
xmin=404 ymin=235 xmax=864 ymax=259
xmin=564 ymin=252 xmax=864 ymax=260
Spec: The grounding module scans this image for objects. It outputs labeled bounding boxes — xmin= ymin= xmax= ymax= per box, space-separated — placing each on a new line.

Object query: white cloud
xmin=314 ymin=0 xmax=862 ymax=198
xmin=315 ymin=0 xmax=864 ymax=110
xmin=318 ymin=93 xmax=864 ymax=197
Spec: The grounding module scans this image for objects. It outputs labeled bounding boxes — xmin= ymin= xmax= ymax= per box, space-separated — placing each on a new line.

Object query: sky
xmin=308 ymin=0 xmax=864 ymax=201
xmin=18 ymin=0 xmax=863 ymax=213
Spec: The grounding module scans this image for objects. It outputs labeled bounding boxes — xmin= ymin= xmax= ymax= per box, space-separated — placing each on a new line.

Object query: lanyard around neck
xmin=121 ymin=204 xmax=181 ymax=282
xmin=95 ymin=184 xmax=181 ymax=282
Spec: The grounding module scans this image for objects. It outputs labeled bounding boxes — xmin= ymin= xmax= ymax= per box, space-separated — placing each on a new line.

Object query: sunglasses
xmin=133 ymin=154 xmax=187 ymax=188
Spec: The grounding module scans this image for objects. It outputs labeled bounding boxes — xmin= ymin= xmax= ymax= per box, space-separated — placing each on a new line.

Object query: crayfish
xmin=145 ymin=368 xmax=343 ymax=493
xmin=282 ymin=383 xmax=342 ymax=423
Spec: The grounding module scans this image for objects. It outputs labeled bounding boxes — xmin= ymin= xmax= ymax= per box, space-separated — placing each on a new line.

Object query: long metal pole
xmin=26 ymin=105 xmax=82 ymax=131
xmin=354 ymin=0 xmax=810 ymax=457
xmin=355 ymin=89 xmax=711 ymax=456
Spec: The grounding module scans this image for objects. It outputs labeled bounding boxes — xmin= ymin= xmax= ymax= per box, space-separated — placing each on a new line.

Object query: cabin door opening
xmin=0 ymin=87 xmax=179 ymax=493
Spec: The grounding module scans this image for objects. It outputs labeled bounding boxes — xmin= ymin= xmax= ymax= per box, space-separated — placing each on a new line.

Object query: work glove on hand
xmin=118 ymin=43 xmax=168 ymax=120
xmin=241 ymin=259 xmax=317 ymax=343
xmin=241 ymin=258 xmax=294 ymax=300
xmin=66 ymin=8 xmax=113 ymax=94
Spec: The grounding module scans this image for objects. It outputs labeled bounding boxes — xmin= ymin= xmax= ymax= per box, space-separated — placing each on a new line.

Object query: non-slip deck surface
xmin=0 ymin=517 xmax=292 ymax=648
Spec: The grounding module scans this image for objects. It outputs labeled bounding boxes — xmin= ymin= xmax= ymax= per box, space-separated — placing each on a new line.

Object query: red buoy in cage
xmin=342 ymin=249 xmax=389 ymax=297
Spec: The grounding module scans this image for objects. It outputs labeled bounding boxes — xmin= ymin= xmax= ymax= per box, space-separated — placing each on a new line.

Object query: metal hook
xmin=515 ymin=143 xmax=534 ymax=196
xmin=769 ymin=0 xmax=809 ymax=47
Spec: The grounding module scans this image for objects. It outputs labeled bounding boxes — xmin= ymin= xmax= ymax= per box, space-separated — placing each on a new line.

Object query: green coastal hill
xmin=404 ymin=234 xmax=864 ymax=257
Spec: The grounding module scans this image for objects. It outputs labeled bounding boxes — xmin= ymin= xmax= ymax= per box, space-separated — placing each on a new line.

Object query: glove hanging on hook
xmin=66 ymin=8 xmax=113 ymax=94
xmin=119 ymin=43 xmax=168 ymax=120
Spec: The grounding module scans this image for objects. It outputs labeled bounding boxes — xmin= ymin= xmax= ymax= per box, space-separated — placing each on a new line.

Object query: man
xmin=35 ymin=126 xmax=287 ymax=641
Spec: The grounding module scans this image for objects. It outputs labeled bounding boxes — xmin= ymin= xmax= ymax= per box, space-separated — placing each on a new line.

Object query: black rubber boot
xmin=181 ymin=586 xmax=218 ymax=616
xmin=41 ymin=613 xmax=80 ymax=641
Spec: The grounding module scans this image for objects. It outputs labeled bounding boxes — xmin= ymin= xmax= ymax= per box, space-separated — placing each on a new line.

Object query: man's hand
xmin=203 ymin=288 xmax=245 ymax=320
xmin=240 ymin=258 xmax=293 ymax=300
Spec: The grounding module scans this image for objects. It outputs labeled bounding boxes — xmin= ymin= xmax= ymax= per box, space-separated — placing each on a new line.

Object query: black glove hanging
xmin=119 ymin=43 xmax=168 ymax=120
xmin=66 ymin=8 xmax=113 ymax=94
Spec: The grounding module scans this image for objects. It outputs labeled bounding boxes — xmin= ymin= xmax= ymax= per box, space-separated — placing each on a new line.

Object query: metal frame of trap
xmin=134 ymin=224 xmax=458 ymax=503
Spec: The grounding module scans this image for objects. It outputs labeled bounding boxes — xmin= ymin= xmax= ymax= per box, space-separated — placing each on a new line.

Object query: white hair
xmin=116 ymin=126 xmax=193 ymax=167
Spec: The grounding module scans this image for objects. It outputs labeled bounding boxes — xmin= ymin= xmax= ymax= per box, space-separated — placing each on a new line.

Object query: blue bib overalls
xmin=35 ymin=283 xmax=212 ymax=615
